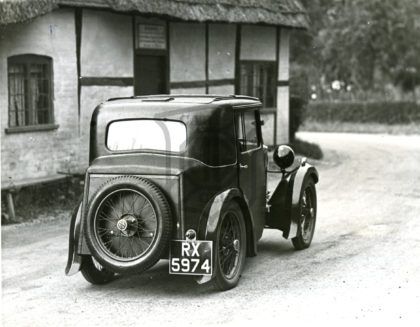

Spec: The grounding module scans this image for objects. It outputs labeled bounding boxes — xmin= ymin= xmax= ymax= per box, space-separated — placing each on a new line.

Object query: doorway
xmin=134 ymin=53 xmax=168 ymax=96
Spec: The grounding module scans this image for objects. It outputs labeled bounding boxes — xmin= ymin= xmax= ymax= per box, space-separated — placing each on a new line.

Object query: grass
xmin=300 ymin=121 xmax=420 ymax=135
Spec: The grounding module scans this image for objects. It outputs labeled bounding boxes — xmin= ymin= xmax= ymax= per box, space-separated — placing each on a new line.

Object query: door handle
xmin=239 ymin=164 xmax=248 ymax=169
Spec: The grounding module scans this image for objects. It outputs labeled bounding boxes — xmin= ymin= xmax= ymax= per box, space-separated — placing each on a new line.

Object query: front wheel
xmin=213 ymin=202 xmax=247 ymax=291
xmin=292 ymin=178 xmax=317 ymax=250
xmin=80 ymin=256 xmax=116 ymax=285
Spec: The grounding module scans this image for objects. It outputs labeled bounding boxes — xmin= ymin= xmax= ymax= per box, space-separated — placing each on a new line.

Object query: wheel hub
xmin=117 ymin=219 xmax=128 ymax=231
xmin=117 ymin=214 xmax=138 ymax=237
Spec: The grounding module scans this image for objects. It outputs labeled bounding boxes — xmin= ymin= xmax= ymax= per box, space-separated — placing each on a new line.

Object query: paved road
xmin=2 ymin=132 xmax=420 ymax=326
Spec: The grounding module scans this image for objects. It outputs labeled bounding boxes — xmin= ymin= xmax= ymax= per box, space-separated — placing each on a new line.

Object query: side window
xmin=243 ymin=111 xmax=259 ymax=150
xmin=7 ymin=54 xmax=54 ymax=128
xmin=235 ymin=110 xmax=260 ymax=152
xmin=235 ymin=113 xmax=246 ymax=152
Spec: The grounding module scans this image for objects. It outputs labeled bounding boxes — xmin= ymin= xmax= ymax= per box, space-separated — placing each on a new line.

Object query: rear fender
xmin=64 ymin=200 xmax=84 ymax=276
xmin=266 ymin=163 xmax=318 ymax=239
xmin=196 ymin=188 xmax=256 ymax=284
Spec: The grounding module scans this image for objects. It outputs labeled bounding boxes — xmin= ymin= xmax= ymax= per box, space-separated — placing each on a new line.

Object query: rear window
xmin=107 ymin=120 xmax=186 ymax=152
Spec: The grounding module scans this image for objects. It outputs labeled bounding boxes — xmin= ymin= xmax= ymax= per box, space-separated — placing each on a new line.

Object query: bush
xmin=305 ymin=101 xmax=420 ymax=124
xmin=289 ymin=96 xmax=306 ymax=141
xmin=291 ymin=138 xmax=323 ymax=160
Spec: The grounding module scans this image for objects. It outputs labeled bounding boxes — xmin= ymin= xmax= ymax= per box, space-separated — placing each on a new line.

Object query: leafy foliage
xmin=305 ymin=101 xmax=420 ymax=124
xmin=291 ymin=0 xmax=420 ymax=94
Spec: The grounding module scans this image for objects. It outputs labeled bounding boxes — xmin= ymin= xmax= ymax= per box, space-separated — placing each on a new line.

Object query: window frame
xmin=235 ymin=109 xmax=262 ymax=153
xmin=6 ymin=54 xmax=56 ymax=133
xmin=238 ymin=60 xmax=277 ymax=109
xmin=105 ymin=118 xmax=188 ymax=155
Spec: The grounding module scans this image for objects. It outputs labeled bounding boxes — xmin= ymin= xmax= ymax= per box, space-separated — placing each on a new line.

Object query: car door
xmin=235 ymin=109 xmax=266 ymax=240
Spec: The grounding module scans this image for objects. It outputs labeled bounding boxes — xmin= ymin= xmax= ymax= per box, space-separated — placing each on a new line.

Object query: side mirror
xmin=273 ymin=145 xmax=295 ymax=170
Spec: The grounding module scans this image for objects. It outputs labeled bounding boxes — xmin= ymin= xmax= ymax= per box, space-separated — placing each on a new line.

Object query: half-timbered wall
xmin=1 ymin=8 xmax=291 ymax=182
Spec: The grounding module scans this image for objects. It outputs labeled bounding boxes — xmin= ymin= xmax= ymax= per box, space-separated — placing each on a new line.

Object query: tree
xmin=291 ymin=0 xmax=420 ymax=95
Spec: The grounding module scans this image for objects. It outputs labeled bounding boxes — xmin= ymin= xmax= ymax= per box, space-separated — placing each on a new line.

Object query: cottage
xmin=0 ymin=0 xmax=308 ymax=191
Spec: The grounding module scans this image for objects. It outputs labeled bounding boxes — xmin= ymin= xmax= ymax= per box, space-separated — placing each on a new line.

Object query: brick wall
xmin=0 ymin=9 xmax=80 ymax=184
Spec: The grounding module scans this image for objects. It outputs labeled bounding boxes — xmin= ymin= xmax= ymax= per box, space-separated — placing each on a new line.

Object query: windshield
xmin=107 ymin=120 xmax=187 ymax=152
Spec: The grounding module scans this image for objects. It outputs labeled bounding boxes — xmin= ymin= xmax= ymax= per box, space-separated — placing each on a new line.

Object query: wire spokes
xmin=94 ymin=189 xmax=158 ymax=260
xmin=218 ymin=212 xmax=241 ymax=278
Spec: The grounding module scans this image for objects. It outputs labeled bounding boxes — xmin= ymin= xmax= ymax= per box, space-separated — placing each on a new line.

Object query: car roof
xmin=106 ymin=94 xmax=261 ymax=108
xmin=90 ymin=95 xmax=260 ymax=166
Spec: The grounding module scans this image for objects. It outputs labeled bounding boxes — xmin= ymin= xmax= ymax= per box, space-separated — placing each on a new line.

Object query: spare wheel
xmin=83 ymin=176 xmax=172 ymax=274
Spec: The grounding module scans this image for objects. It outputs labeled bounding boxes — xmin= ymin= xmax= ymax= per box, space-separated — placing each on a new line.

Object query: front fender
xmin=64 ymin=200 xmax=83 ymax=276
xmin=288 ymin=164 xmax=319 ymax=238
xmin=195 ymin=188 xmax=256 ymax=284
xmin=266 ymin=161 xmax=318 ymax=239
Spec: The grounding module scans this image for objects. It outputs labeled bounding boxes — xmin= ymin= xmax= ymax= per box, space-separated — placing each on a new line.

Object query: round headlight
xmin=273 ymin=145 xmax=295 ymax=170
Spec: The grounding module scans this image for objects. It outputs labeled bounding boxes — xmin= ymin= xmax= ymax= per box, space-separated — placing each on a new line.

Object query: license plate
xmin=169 ymin=240 xmax=213 ymax=276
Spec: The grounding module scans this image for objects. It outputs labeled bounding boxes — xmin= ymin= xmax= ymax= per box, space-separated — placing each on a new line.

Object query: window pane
xmin=235 ymin=113 xmax=246 ymax=152
xmin=8 ymin=63 xmax=26 ymax=127
xmin=107 ymin=120 xmax=187 ymax=152
xmin=8 ymin=55 xmax=52 ymax=128
xmin=243 ymin=111 xmax=259 ymax=150
xmin=239 ymin=61 xmax=276 ymax=108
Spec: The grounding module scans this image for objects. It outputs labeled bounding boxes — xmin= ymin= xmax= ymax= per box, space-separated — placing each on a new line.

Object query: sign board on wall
xmin=137 ymin=24 xmax=166 ymax=50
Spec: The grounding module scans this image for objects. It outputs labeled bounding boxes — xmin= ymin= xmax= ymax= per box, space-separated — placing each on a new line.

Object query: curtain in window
xmin=8 ymin=64 xmax=26 ymax=127
xmin=29 ymin=64 xmax=43 ymax=125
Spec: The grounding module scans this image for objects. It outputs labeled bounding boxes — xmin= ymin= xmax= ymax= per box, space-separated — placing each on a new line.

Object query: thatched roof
xmin=0 ymin=0 xmax=308 ymax=28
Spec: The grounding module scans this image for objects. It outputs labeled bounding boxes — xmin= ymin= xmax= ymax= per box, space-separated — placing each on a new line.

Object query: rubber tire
xmin=84 ymin=176 xmax=172 ymax=274
xmin=213 ymin=202 xmax=247 ymax=291
xmin=292 ymin=178 xmax=317 ymax=250
xmin=80 ymin=256 xmax=116 ymax=285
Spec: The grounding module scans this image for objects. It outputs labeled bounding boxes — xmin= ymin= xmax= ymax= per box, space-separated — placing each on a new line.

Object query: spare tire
xmin=83 ymin=176 xmax=172 ymax=274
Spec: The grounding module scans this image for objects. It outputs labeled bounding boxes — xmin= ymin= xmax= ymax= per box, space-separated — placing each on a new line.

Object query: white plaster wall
xmin=169 ymin=22 xmax=205 ymax=82
xmin=209 ymin=85 xmax=235 ymax=95
xmin=278 ymin=29 xmax=290 ymax=81
xmin=208 ymin=24 xmax=236 ymax=80
xmin=276 ymin=86 xmax=290 ymax=144
xmin=0 ymin=9 xmax=79 ymax=182
xmin=276 ymin=29 xmax=290 ymax=144
xmin=79 ymin=86 xmax=134 ymax=164
xmin=261 ymin=111 xmax=276 ymax=146
xmin=170 ymin=88 xmax=206 ymax=95
xmin=81 ymin=10 xmax=133 ymax=77
xmin=240 ymin=25 xmax=276 ymax=61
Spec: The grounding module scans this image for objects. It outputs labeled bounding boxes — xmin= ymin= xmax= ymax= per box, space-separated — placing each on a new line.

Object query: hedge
xmin=305 ymin=102 xmax=420 ymax=124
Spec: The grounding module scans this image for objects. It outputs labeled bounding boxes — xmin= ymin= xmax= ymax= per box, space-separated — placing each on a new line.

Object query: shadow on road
xmin=77 ymin=236 xmax=299 ymax=296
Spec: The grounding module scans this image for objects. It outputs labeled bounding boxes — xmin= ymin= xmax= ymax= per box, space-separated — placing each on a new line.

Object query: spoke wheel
xmin=84 ymin=176 xmax=172 ymax=274
xmin=213 ymin=202 xmax=246 ymax=291
xmin=94 ymin=189 xmax=158 ymax=261
xmin=292 ymin=179 xmax=317 ymax=250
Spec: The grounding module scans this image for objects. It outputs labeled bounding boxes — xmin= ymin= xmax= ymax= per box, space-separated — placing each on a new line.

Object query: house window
xmin=239 ymin=61 xmax=276 ymax=108
xmin=7 ymin=54 xmax=54 ymax=128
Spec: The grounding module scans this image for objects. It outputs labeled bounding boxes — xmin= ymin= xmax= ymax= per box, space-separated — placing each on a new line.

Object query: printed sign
xmin=138 ymin=24 xmax=166 ymax=50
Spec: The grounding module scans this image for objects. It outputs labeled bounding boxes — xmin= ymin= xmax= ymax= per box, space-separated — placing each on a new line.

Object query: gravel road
xmin=2 ymin=132 xmax=420 ymax=326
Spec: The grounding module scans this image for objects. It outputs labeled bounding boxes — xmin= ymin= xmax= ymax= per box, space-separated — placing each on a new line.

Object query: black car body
xmin=66 ymin=95 xmax=319 ymax=290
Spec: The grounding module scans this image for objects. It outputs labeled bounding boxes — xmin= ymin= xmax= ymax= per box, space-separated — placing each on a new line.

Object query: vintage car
xmin=65 ymin=95 xmax=318 ymax=291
